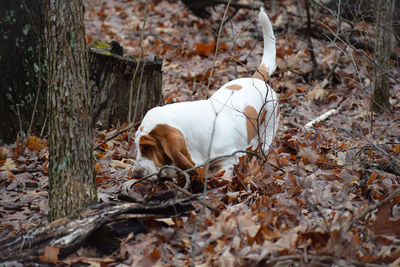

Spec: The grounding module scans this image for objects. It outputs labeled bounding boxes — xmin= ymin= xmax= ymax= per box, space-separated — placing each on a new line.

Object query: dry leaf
xmin=277 ymin=50 xmax=312 ymax=75
xmin=195 ymin=42 xmax=215 ymax=57
xmin=217 ymin=247 xmax=236 ymax=267
xmin=0 ymin=158 xmax=16 ymax=171
xmin=39 ymin=246 xmax=60 ymax=263
xmin=307 ymin=79 xmax=329 ymax=102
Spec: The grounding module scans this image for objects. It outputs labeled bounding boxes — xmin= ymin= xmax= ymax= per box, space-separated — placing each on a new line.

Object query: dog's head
xmin=132 ymin=124 xmax=195 ymax=178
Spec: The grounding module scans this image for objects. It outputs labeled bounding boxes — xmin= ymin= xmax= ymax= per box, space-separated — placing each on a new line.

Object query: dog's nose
xmin=132 ymin=168 xmax=144 ymax=178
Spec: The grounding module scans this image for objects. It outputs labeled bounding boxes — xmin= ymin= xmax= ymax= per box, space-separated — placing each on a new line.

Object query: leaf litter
xmin=1 ymin=0 xmax=400 ymax=265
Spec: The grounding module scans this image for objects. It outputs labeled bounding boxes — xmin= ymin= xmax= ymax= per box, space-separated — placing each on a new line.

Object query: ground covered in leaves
xmin=1 ymin=0 xmax=400 ymax=266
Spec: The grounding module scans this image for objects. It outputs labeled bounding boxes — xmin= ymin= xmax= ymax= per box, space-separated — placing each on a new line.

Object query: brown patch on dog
xmin=225 ymin=84 xmax=242 ymax=90
xmin=139 ymin=126 xmax=144 ymax=131
xmin=259 ymin=108 xmax=267 ymax=124
xmin=253 ymin=64 xmax=269 ymax=81
xmin=139 ymin=124 xmax=195 ymax=170
xmin=244 ymin=105 xmax=258 ymax=144
xmin=139 ymin=134 xmax=169 ymax=167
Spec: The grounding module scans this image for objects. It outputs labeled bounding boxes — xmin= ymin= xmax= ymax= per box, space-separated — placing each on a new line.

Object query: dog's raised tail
xmin=258 ymin=8 xmax=276 ymax=77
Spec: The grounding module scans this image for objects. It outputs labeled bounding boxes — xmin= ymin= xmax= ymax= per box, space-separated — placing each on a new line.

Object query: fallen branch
xmin=11 ymin=167 xmax=47 ymax=175
xmin=0 ymin=200 xmax=194 ymax=263
xmin=304 ymin=108 xmax=339 ymax=130
xmin=94 ymin=122 xmax=139 ymax=150
xmin=371 ymin=140 xmax=400 ymax=170
xmin=126 ymin=149 xmax=262 ymax=189
xmin=260 ymin=253 xmax=381 ymax=266
xmin=306 ymin=48 xmax=344 ymax=102
xmin=347 ymin=187 xmax=400 ymax=231
xmin=165 ymin=181 xmax=220 ymax=214
xmin=317 ymin=20 xmax=400 ymax=78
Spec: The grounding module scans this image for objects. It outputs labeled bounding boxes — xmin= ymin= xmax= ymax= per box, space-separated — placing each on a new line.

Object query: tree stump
xmin=89 ymin=41 xmax=164 ymax=128
xmin=0 ymin=38 xmax=163 ymax=143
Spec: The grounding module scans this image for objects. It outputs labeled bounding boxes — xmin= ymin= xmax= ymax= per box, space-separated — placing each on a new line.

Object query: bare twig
xmin=128 ymin=1 xmax=148 ymax=123
xmin=94 ymin=122 xmax=139 ymax=150
xmin=132 ymin=61 xmax=146 ymax=123
xmin=159 ymin=165 xmax=191 ymax=191
xmin=190 ymin=5 xmax=234 ymax=264
xmin=261 ymin=254 xmax=381 ymax=266
xmin=131 ymin=31 xmax=184 ymax=49
xmin=306 ymin=48 xmax=344 ymax=103
xmin=221 ymin=7 xmax=239 ymax=28
xmin=318 ymin=20 xmax=400 ymax=83
xmin=304 ymin=0 xmax=319 ymax=80
xmin=165 ymin=181 xmax=220 ymax=214
xmin=369 ymin=139 xmax=400 ymax=175
xmin=206 ymin=0 xmax=232 ymax=96
xmin=127 ymin=149 xmax=282 ymax=190
xmin=11 ymin=168 xmax=47 ymax=175
xmin=40 ymin=115 xmax=47 ymax=137
xmin=28 ymin=45 xmax=43 ymax=137
xmin=127 ymin=163 xmax=193 ymax=189
xmin=229 ymin=12 xmax=238 ymax=79
xmin=347 ymin=187 xmax=400 ymax=231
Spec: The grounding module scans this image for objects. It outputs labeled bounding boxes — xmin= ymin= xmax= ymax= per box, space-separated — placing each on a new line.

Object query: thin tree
xmin=45 ymin=0 xmax=97 ymax=221
xmin=372 ymin=0 xmax=395 ymax=111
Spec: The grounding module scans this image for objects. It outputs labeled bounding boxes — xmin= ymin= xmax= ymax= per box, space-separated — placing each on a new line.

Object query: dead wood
xmin=94 ymin=122 xmax=138 ymax=150
xmin=0 ymin=199 xmax=193 ymax=263
xmin=89 ymin=41 xmax=163 ymax=128
xmin=259 ymin=254 xmax=379 ymax=266
xmin=181 ymin=0 xmax=259 ymax=18
xmin=304 ymin=0 xmax=320 ymax=80
xmin=347 ymin=187 xmax=400 ymax=231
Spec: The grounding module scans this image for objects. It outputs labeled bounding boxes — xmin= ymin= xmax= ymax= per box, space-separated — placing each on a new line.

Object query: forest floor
xmin=1 ymin=0 xmax=400 ymax=266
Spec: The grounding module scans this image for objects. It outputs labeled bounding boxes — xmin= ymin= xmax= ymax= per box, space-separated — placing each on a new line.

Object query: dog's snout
xmin=132 ymin=168 xmax=144 ymax=178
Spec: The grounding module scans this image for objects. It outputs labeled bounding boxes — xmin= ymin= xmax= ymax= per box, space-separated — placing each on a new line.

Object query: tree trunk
xmin=45 ymin=0 xmax=97 ymax=221
xmin=372 ymin=0 xmax=395 ymax=112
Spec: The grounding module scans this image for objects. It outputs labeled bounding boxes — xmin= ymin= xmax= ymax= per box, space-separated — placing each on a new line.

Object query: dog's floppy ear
xmin=139 ymin=134 xmax=170 ymax=167
xmin=150 ymin=124 xmax=195 ymax=170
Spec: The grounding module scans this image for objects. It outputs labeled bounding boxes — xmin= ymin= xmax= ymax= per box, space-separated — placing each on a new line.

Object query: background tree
xmin=0 ymin=0 xmax=46 ymax=144
xmin=372 ymin=0 xmax=395 ymax=111
xmin=45 ymin=0 xmax=97 ymax=221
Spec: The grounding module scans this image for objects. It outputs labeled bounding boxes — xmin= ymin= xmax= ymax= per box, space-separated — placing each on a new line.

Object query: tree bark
xmin=88 ymin=42 xmax=163 ymax=128
xmin=45 ymin=0 xmax=97 ymax=221
xmin=0 ymin=199 xmax=194 ymax=262
xmin=372 ymin=0 xmax=395 ymax=111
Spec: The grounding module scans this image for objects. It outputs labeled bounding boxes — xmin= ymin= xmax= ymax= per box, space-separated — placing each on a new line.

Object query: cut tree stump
xmin=0 ymin=198 xmax=193 ymax=263
xmin=0 ymin=40 xmax=163 ymax=143
xmin=89 ymin=41 xmax=163 ymax=128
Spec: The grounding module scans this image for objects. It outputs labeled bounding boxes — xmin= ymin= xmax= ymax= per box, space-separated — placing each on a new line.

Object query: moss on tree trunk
xmin=0 ymin=0 xmax=47 ymax=144
xmin=88 ymin=41 xmax=163 ymax=128
xmin=45 ymin=0 xmax=97 ymax=221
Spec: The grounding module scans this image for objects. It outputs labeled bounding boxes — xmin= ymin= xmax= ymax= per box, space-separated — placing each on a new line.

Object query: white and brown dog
xmin=132 ymin=8 xmax=279 ymax=179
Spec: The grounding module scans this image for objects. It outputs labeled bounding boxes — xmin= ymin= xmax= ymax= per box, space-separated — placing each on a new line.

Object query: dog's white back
xmin=133 ymin=9 xmax=279 ymax=179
